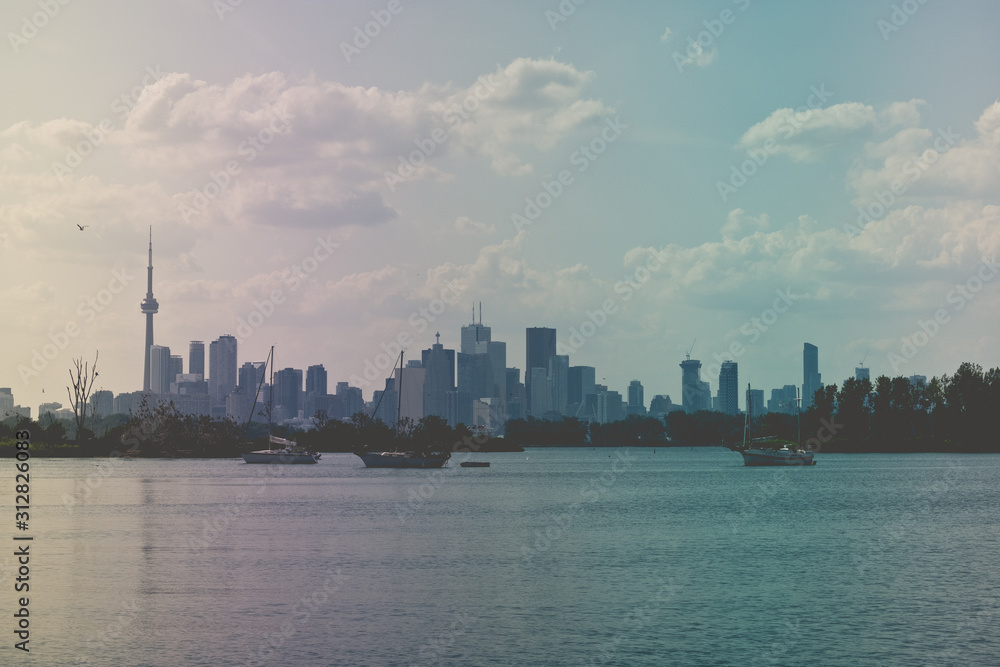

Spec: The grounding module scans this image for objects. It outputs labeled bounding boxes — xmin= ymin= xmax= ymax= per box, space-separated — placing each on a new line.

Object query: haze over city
xmin=3 ymin=0 xmax=999 ymax=416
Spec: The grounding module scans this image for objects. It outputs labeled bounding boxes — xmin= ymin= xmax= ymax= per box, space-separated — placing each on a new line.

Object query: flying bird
xmin=77 ymin=224 xmax=89 ymax=231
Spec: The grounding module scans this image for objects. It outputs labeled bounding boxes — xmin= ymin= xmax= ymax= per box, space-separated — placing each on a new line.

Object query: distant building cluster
xmin=3 ymin=235 xmax=873 ymax=430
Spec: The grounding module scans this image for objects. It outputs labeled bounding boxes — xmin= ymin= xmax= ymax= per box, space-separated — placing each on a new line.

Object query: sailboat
xmin=737 ymin=384 xmax=815 ymax=466
xmin=353 ymin=351 xmax=450 ymax=469
xmin=241 ymin=346 xmax=321 ymax=464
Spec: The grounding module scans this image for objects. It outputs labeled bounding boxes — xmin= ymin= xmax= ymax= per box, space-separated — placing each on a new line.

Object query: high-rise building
xmin=529 ymin=367 xmax=550 ymax=416
xmin=568 ymin=366 xmax=597 ymax=415
xmin=597 ymin=389 xmax=623 ymax=424
xmin=149 ymin=345 xmax=172 ymax=394
xmin=238 ymin=361 xmax=265 ymax=395
xmin=396 ymin=365 xmax=425 ymax=424
xmin=627 ymin=380 xmax=646 ymax=416
xmin=802 ymin=343 xmax=822 ymax=410
xmin=422 ymin=333 xmax=455 ymax=420
xmin=336 ymin=382 xmax=365 ymax=419
xmin=90 ymin=390 xmax=114 ymax=418
xmin=446 ymin=389 xmax=472 ymax=428
xmin=189 ymin=341 xmax=205 ymax=378
xmin=274 ymin=367 xmax=303 ymax=420
xmin=209 ymin=334 xmax=238 ymax=416
xmin=140 ymin=228 xmax=159 ymax=392
xmin=767 ymin=385 xmax=799 ymax=414
xmin=680 ymin=358 xmax=711 ymax=413
xmin=718 ymin=361 xmax=739 ymax=415
xmin=525 ymin=327 xmax=556 ymax=416
xmin=169 ymin=355 xmax=183 ymax=387
xmin=505 ymin=367 xmax=525 ymax=421
xmin=748 ymin=389 xmax=765 ymax=415
xmin=461 ymin=316 xmax=491 ymax=354
xmin=548 ymin=355 xmax=569 ymax=416
xmin=0 ymin=388 xmax=13 ymax=419
xmin=113 ymin=392 xmax=134 ymax=416
xmin=306 ymin=364 xmax=328 ymax=396
xmin=855 ymin=366 xmax=870 ymax=382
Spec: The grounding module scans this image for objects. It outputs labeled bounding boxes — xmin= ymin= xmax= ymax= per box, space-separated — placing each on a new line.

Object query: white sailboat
xmin=241 ymin=347 xmax=321 ymax=464
xmin=737 ymin=384 xmax=815 ymax=466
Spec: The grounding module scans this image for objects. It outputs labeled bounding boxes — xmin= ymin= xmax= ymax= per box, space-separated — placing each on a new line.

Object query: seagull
xmin=76 ymin=224 xmax=89 ymax=231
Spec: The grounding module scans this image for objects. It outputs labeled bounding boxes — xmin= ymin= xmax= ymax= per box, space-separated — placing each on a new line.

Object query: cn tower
xmin=141 ymin=227 xmax=159 ymax=392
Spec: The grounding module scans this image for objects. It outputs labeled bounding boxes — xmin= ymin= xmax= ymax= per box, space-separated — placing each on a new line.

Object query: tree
xmin=67 ymin=352 xmax=99 ymax=441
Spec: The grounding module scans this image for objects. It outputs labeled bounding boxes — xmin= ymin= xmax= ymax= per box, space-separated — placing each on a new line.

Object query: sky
xmin=3 ymin=0 xmax=1000 ymax=414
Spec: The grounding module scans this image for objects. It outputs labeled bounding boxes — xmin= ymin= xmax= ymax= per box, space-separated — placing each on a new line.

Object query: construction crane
xmin=685 ymin=338 xmax=696 ymax=361
xmin=858 ymin=349 xmax=869 ymax=368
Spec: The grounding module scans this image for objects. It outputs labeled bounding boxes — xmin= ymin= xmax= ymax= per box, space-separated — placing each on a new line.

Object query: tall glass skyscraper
xmin=802 ymin=343 xmax=821 ymax=409
xmin=718 ymin=361 xmax=739 ymax=415
xmin=525 ymin=327 xmax=556 ymax=417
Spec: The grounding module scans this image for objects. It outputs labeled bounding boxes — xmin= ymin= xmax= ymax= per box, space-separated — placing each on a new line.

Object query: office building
xmin=767 ymin=385 xmax=799 ymax=415
xmin=90 ymin=390 xmax=114 ymax=418
xmin=149 ymin=345 xmax=172 ymax=395
xmin=802 ymin=343 xmax=822 ymax=410
xmin=422 ymin=333 xmax=456 ymax=420
xmin=189 ymin=341 xmax=205 ymax=378
xmin=396 ymin=365 xmax=425 ymax=423
xmin=209 ymin=334 xmax=238 ymax=416
xmin=548 ymin=355 xmax=569 ymax=416
xmin=597 ymin=389 xmax=623 ymax=424
xmin=718 ymin=361 xmax=739 ymax=416
xmin=169 ymin=355 xmax=183 ymax=387
xmin=274 ymin=367 xmax=303 ymax=421
xmin=525 ymin=327 xmax=556 ymax=417
xmin=627 ymin=380 xmax=646 ymax=416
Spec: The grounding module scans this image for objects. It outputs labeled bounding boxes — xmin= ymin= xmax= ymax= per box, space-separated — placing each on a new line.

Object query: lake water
xmin=5 ymin=447 xmax=1000 ymax=666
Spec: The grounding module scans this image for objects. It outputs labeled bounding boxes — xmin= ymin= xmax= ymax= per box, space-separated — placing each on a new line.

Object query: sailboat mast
xmin=268 ymin=346 xmax=274 ymax=436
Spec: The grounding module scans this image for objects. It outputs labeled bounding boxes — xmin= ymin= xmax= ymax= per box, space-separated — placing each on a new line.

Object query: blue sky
xmin=3 ymin=0 xmax=999 ymax=411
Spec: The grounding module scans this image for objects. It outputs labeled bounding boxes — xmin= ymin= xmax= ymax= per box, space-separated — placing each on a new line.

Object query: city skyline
xmin=3 ymin=2 xmax=999 ymax=416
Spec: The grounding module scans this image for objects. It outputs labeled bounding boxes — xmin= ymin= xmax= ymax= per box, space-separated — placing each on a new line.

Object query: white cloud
xmin=737 ymin=99 xmax=926 ymax=163
xmin=848 ymin=101 xmax=1000 ymax=204
xmin=454 ymin=216 xmax=496 ymax=235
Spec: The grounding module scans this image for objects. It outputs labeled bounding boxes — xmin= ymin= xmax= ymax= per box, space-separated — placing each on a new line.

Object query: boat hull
xmin=740 ymin=448 xmax=815 ymax=466
xmin=355 ymin=452 xmax=450 ymax=468
xmin=242 ymin=450 xmax=320 ymax=464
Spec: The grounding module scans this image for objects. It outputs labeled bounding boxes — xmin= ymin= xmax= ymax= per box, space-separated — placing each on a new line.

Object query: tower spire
xmin=141 ymin=226 xmax=159 ymax=392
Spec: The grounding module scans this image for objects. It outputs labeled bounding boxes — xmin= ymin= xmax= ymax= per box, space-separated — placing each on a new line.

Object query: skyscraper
xmin=525 ymin=327 xmax=556 ymax=416
xmin=306 ymin=364 xmax=328 ymax=396
xmin=140 ymin=228 xmax=159 ymax=392
xmin=855 ymin=367 xmax=870 ymax=382
xmin=149 ymin=345 xmax=172 ymax=394
xmin=802 ymin=343 xmax=822 ymax=410
xmin=680 ymin=358 xmax=711 ymax=413
xmin=274 ymin=367 xmax=303 ymax=420
xmin=548 ymin=354 xmax=569 ymax=416
xmin=189 ymin=341 xmax=205 ymax=378
xmin=169 ymin=355 xmax=183 ymax=388
xmin=209 ymin=334 xmax=238 ymax=415
xmin=421 ymin=333 xmax=455 ymax=420
xmin=568 ymin=366 xmax=597 ymax=412
xmin=718 ymin=361 xmax=739 ymax=415
xmin=627 ymin=380 xmax=646 ymax=416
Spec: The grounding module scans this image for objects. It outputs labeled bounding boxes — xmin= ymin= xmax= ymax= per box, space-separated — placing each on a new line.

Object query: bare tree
xmin=67 ymin=351 xmax=99 ymax=440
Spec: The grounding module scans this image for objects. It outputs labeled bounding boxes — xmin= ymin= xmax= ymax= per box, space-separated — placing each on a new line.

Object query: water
xmin=6 ymin=448 xmax=1000 ymax=666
